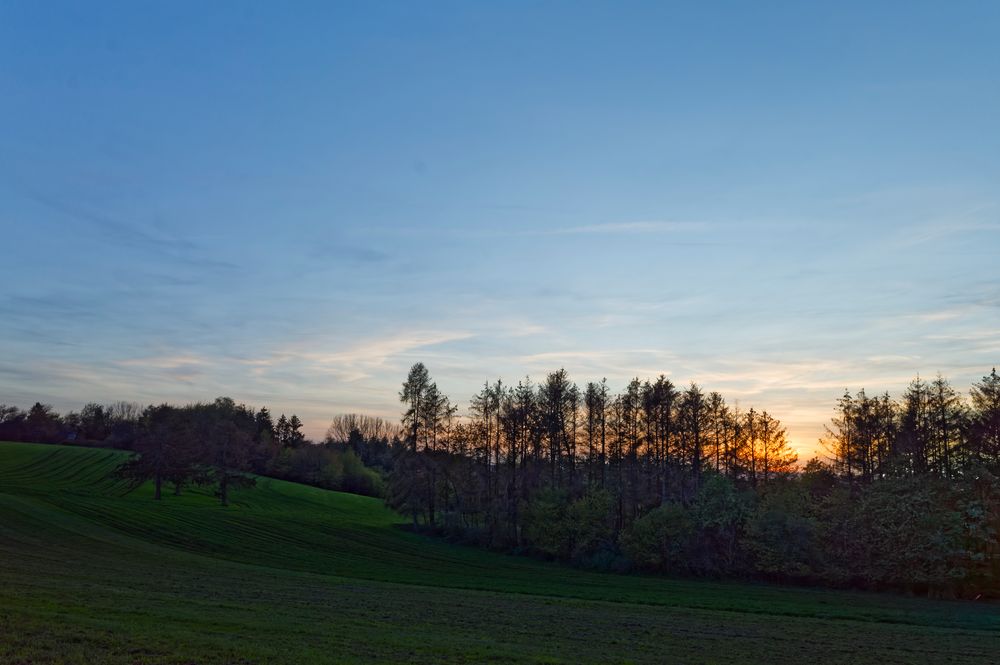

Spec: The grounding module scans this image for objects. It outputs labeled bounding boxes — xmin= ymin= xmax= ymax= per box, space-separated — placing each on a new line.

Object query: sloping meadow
xmin=1 ymin=442 xmax=997 ymax=664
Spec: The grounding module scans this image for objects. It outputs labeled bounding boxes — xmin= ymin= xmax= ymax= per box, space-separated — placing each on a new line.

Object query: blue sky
xmin=2 ymin=1 xmax=999 ymax=455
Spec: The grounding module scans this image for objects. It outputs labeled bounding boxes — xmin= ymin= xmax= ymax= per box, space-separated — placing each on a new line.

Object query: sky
xmin=1 ymin=1 xmax=999 ymax=457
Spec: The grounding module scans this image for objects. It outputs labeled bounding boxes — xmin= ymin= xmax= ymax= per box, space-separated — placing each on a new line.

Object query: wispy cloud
xmin=306 ymin=242 xmax=392 ymax=266
xmin=241 ymin=331 xmax=476 ymax=382
xmin=23 ymin=191 xmax=239 ymax=273
xmin=894 ymin=204 xmax=999 ymax=246
xmin=27 ymin=191 xmax=196 ymax=253
xmin=541 ymin=221 xmax=712 ymax=235
xmin=509 ymin=349 xmax=686 ymax=387
xmin=116 ymin=355 xmax=210 ymax=370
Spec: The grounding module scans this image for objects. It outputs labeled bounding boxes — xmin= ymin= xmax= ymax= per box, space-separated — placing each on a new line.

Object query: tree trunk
xmin=220 ymin=472 xmax=229 ymax=506
xmin=428 ymin=468 xmax=436 ymax=526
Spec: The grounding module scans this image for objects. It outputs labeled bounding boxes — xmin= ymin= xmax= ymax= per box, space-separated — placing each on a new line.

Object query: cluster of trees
xmin=824 ymin=370 xmax=1000 ymax=481
xmin=0 ymin=397 xmax=394 ymax=501
xmin=0 ymin=400 xmax=144 ymax=447
xmin=387 ymin=364 xmax=1000 ymax=597
xmin=324 ymin=413 xmax=401 ymax=472
xmin=266 ymin=413 xmax=398 ymax=497
xmin=390 ymin=363 xmax=796 ymax=535
xmin=121 ymin=398 xmax=260 ymax=505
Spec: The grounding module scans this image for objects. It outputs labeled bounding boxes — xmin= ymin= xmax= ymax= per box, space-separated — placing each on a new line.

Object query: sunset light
xmin=2 ymin=2 xmax=998 ymax=663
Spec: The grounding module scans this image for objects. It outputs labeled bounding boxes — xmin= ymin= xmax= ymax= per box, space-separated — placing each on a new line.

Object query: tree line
xmin=387 ymin=363 xmax=1000 ymax=597
xmin=0 ymin=398 xmax=395 ymax=501
xmin=824 ymin=371 xmax=1000 ymax=481
xmin=5 ymin=366 xmax=998 ymax=596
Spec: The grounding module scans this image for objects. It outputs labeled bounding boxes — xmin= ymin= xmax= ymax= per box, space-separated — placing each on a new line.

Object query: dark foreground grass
xmin=1 ymin=442 xmax=997 ymax=664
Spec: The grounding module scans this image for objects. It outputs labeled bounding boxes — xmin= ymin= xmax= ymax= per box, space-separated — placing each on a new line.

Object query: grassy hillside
xmin=1 ymin=441 xmax=997 ymax=664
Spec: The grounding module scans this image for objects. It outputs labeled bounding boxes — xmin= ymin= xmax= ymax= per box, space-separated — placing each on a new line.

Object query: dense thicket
xmin=0 ymin=399 xmax=395 ymax=500
xmin=387 ymin=364 xmax=1000 ymax=597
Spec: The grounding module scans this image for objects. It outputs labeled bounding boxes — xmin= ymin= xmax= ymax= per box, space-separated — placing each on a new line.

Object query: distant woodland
xmin=3 ymin=366 xmax=998 ymax=597
xmin=0 ymin=400 xmax=390 ymax=503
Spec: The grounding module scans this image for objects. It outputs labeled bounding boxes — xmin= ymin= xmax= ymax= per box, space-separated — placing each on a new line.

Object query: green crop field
xmin=1 ymin=441 xmax=997 ymax=664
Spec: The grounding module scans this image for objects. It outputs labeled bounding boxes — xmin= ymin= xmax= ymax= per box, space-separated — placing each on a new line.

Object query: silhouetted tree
xmin=400 ymin=362 xmax=432 ymax=452
xmin=287 ymin=414 xmax=305 ymax=447
xmin=196 ymin=398 xmax=257 ymax=506
xmin=26 ymin=402 xmax=61 ymax=443
xmin=899 ymin=377 xmax=934 ymax=476
xmin=928 ymin=374 xmax=966 ymax=476
xmin=79 ymin=403 xmax=109 ymax=441
xmin=121 ymin=404 xmax=192 ymax=499
xmin=970 ymin=368 xmax=1000 ymax=470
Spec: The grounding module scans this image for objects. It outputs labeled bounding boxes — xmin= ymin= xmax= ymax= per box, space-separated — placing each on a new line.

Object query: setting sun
xmin=2 ymin=2 xmax=998 ymax=663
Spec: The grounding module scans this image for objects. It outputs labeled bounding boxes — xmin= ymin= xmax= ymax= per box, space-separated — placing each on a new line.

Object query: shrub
xmin=621 ymin=502 xmax=694 ymax=573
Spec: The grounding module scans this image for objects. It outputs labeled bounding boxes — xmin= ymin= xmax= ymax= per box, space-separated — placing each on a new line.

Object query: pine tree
xmin=970 ymin=368 xmax=1000 ymax=470
xmin=400 ymin=363 xmax=431 ymax=452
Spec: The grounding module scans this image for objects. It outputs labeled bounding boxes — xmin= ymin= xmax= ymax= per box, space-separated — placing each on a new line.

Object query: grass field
xmin=1 ymin=441 xmax=997 ymax=664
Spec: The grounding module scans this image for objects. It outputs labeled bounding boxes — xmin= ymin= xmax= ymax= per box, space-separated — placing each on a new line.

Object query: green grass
xmin=1 ymin=441 xmax=997 ymax=664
